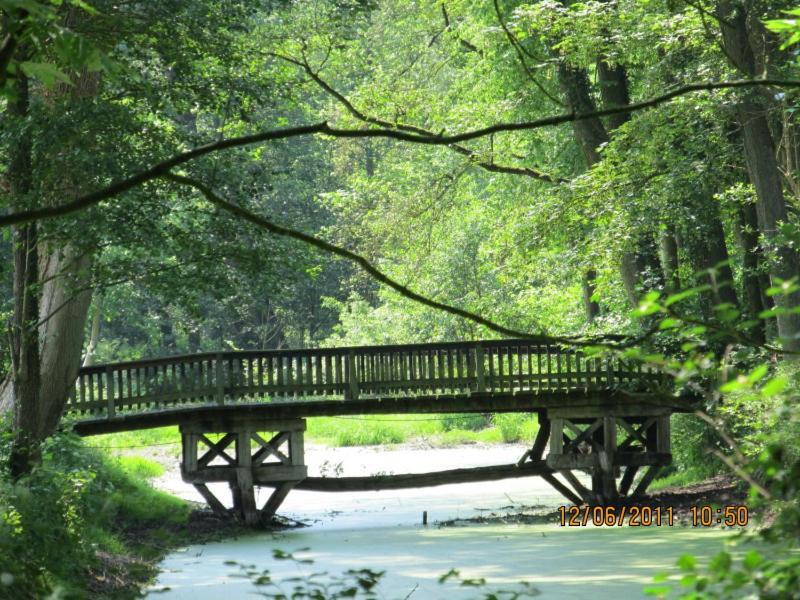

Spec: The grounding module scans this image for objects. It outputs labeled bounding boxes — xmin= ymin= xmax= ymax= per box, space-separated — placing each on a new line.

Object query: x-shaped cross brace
xmin=198 ymin=433 xmax=237 ymax=468
xmin=563 ymin=419 xmax=604 ymax=454
xmin=251 ymin=431 xmax=291 ymax=465
xmin=616 ymin=417 xmax=657 ymax=451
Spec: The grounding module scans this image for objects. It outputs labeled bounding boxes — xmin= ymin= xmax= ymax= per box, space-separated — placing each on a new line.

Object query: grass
xmin=305 ymin=413 xmax=539 ymax=447
xmin=0 ymin=429 xmax=193 ymax=598
xmin=649 ymin=466 xmax=712 ymax=492
xmin=83 ymin=414 xmax=541 ymax=450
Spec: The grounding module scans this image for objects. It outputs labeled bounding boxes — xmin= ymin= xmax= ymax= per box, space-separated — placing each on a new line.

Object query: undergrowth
xmin=0 ymin=423 xmax=190 ymax=599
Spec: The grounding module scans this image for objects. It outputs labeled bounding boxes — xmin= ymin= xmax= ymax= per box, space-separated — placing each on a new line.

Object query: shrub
xmin=0 ymin=426 xmax=189 ymax=598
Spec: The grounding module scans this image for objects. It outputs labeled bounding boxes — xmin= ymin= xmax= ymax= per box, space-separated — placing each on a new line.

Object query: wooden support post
xmin=597 ymin=416 xmax=618 ymax=502
xmin=631 ymin=465 xmax=661 ymax=499
xmin=656 ymin=415 xmax=671 ymax=454
xmin=262 ymin=481 xmax=296 ymax=519
xmin=194 ymin=484 xmax=228 ymax=518
xmin=561 ymin=470 xmax=594 ymax=504
xmin=549 ymin=418 xmax=564 ymax=455
xmin=619 ymin=465 xmax=639 ymax=496
xmin=346 ymin=350 xmax=359 ymax=400
xmin=541 ymin=472 xmax=583 ymax=505
xmin=105 ymin=366 xmax=115 ymax=418
xmin=475 ymin=344 xmax=486 ymax=392
xmin=235 ymin=429 xmax=259 ymax=526
xmin=215 ymin=353 xmax=225 ymax=405
xmin=531 ymin=415 xmax=550 ymax=460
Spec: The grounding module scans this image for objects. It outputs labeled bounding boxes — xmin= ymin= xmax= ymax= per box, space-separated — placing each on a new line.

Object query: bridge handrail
xmin=68 ymin=339 xmax=666 ymax=418
xmin=77 ymin=338 xmax=591 ymax=374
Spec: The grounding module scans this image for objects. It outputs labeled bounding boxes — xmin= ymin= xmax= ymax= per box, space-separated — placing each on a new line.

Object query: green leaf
xmin=19 ymin=61 xmax=73 ymax=88
xmin=743 ymin=550 xmax=763 ymax=571
xmin=761 ymin=376 xmax=788 ymax=397
xmin=677 ymin=554 xmax=697 ymax=571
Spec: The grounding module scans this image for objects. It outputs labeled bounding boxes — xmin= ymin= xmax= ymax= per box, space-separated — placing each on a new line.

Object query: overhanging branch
xmin=1 ymin=78 xmax=798 ymax=228
xmin=164 ymin=171 xmax=585 ymax=345
xmin=274 ymin=50 xmax=565 ymax=183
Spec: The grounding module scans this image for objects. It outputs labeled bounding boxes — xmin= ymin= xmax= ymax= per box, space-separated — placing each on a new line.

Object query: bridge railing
xmin=67 ymin=340 xmax=665 ymax=417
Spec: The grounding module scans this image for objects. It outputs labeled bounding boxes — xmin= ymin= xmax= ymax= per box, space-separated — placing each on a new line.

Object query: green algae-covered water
xmin=146 ymin=444 xmax=743 ymax=599
xmin=149 ymin=523 xmax=735 ymax=599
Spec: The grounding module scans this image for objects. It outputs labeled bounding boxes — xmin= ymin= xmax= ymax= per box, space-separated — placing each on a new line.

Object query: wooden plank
xmin=194 ymin=483 xmax=228 ymax=518
xmin=262 ymin=481 xmax=297 ymax=518
xmin=293 ymin=461 xmax=550 ymax=492
xmin=475 ymin=345 xmax=486 ymax=393
xmin=215 ymin=354 xmax=224 ymax=405
xmin=105 ymin=367 xmax=115 ymax=418
xmin=540 ymin=472 xmax=583 ymax=505
xmin=346 ymin=350 xmax=359 ymax=400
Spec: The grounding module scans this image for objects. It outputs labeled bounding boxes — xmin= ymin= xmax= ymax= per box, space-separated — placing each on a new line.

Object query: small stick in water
xmin=422 ymin=510 xmax=428 ymax=525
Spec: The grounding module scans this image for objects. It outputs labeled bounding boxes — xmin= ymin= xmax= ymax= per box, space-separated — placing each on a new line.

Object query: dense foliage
xmin=1 ymin=0 xmax=800 ymax=597
xmin=0 ymin=423 xmax=188 ymax=598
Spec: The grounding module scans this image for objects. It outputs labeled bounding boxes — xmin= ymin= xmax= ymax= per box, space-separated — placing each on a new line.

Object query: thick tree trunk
xmin=696 ymin=217 xmax=739 ymax=310
xmin=718 ymin=1 xmax=800 ymax=350
xmin=36 ymin=246 xmax=93 ymax=436
xmin=2 ymin=54 xmax=100 ymax=473
xmin=557 ymin=64 xmax=608 ymax=166
xmin=733 ymin=204 xmax=767 ymax=343
xmin=8 ymin=73 xmax=42 ymax=478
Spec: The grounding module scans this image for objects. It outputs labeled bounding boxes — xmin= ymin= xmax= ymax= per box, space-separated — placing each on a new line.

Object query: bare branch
xmin=2 ymin=78 xmax=799 ymax=228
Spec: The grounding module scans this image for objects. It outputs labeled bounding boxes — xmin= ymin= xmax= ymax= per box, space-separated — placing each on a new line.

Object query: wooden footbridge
xmin=69 ymin=339 xmax=690 ymax=526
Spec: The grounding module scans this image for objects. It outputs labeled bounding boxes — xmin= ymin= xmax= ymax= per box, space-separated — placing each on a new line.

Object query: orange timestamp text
xmin=558 ymin=504 xmax=750 ymax=527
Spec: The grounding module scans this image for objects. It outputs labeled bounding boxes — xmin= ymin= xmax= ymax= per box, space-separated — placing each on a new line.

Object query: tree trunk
xmin=733 ymin=203 xmax=767 ymax=343
xmin=2 ymin=43 xmax=100 ymax=472
xmin=696 ymin=217 xmax=739 ymax=310
xmin=557 ymin=63 xmax=608 ymax=166
xmin=7 ymin=72 xmax=42 ymax=478
xmin=659 ymin=229 xmax=680 ymax=293
xmin=82 ymin=291 xmax=103 ymax=367
xmin=582 ymin=269 xmax=600 ymax=322
xmin=718 ymin=0 xmax=800 ymax=350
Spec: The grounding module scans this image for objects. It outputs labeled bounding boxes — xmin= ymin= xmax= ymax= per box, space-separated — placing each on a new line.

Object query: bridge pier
xmin=180 ymin=416 xmax=307 ymax=525
xmin=541 ymin=406 xmax=672 ymax=505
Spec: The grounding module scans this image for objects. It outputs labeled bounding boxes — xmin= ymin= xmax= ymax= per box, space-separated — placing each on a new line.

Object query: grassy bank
xmin=0 ymin=427 xmax=198 ymax=599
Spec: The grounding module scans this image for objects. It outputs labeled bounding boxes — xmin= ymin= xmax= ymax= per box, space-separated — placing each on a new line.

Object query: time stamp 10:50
xmin=558 ymin=505 xmax=750 ymax=527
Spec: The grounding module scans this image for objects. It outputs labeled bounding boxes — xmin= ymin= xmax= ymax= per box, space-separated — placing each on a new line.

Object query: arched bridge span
xmin=68 ymin=339 xmax=690 ymax=526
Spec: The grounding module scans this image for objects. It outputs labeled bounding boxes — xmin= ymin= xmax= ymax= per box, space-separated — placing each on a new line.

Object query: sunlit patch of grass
xmin=649 ymin=467 xmax=709 ymax=491
xmin=85 ymin=426 xmax=181 ymax=456
xmin=306 ymin=413 xmax=539 ymax=447
xmin=116 ymin=455 xmax=165 ymax=480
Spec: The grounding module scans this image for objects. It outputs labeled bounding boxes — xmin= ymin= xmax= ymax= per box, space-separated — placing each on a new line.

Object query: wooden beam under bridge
xmin=281 ymin=461 xmax=552 ymax=492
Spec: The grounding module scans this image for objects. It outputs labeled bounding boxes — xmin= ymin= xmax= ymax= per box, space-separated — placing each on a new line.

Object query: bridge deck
xmin=69 ymin=339 xmax=677 ymax=435
xmin=72 ymin=389 xmax=689 ymax=436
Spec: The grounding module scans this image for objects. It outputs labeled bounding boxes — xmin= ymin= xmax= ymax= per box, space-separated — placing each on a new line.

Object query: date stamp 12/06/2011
xmin=557 ymin=504 xmax=750 ymax=527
